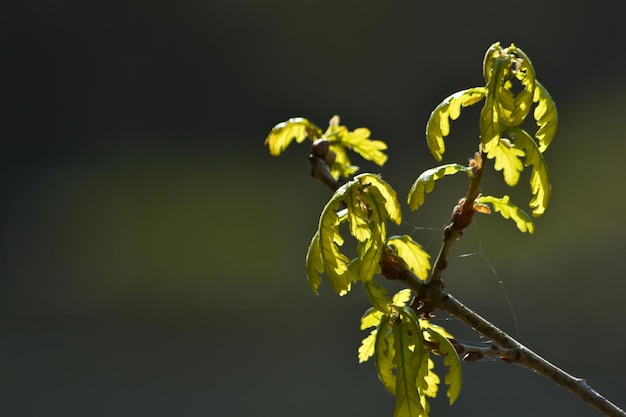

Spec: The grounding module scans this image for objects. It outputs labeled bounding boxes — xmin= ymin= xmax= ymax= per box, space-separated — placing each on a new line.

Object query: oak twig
xmin=308 ymin=147 xmax=625 ymax=417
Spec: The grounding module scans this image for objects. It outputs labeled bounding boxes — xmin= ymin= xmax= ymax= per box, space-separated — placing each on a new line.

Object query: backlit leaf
xmin=475 ymin=195 xmax=535 ymax=234
xmin=364 ymin=279 xmax=393 ymax=313
xmin=318 ymin=184 xmax=354 ymax=295
xmin=358 ymin=328 xmax=378 ymax=363
xmin=420 ymin=319 xmax=455 ymax=340
xmin=426 ymin=88 xmax=487 ymax=161
xmin=391 ymin=289 xmax=413 ymax=307
xmin=533 ymin=80 xmax=558 ymax=152
xmin=361 ymin=307 xmax=384 ymax=330
xmin=417 ymin=355 xmax=440 ymax=400
xmin=358 ymin=174 xmax=402 ymax=225
xmin=408 ymin=164 xmax=472 ymax=211
xmin=482 ymin=43 xmax=535 ymax=128
xmin=425 ymin=328 xmax=462 ymax=405
xmin=480 ymin=58 xmax=507 ymax=151
xmin=387 ymin=235 xmax=431 ymax=280
xmin=500 ymin=45 xmax=536 ymax=126
xmin=393 ymin=309 xmax=424 ymax=417
xmin=339 ymin=127 xmax=388 ymax=166
xmin=329 ymin=144 xmax=359 ymax=179
xmin=264 ymin=117 xmax=323 ymax=155
xmin=512 ymin=127 xmax=551 ymax=216
xmin=375 ymin=315 xmax=396 ymax=394
xmin=485 ymin=138 xmax=525 ymax=186
xmin=345 ymin=184 xmax=371 ymax=242
xmin=305 ymin=232 xmax=324 ymax=295
xmin=354 ymin=184 xmax=387 ymax=282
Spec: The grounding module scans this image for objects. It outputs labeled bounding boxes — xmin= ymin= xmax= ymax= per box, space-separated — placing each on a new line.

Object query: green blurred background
xmin=3 ymin=1 xmax=626 ymax=415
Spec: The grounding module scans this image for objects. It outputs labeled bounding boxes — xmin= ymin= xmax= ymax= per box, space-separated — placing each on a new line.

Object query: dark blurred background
xmin=3 ymin=1 xmax=626 ymax=416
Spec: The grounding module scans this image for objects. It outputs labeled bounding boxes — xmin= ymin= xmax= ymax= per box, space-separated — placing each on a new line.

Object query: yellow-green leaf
xmin=345 ymin=184 xmax=371 ymax=242
xmin=512 ymin=127 xmax=551 ymax=216
xmin=375 ymin=315 xmax=396 ymax=394
xmin=533 ymin=80 xmax=558 ymax=152
xmin=485 ymin=138 xmax=525 ymax=186
xmin=393 ymin=312 xmax=424 ymax=417
xmin=417 ymin=355 xmax=440 ymax=400
xmin=358 ymin=328 xmax=378 ymax=363
xmin=357 ymin=174 xmax=402 ymax=225
xmin=364 ymin=280 xmax=393 ymax=313
xmin=361 ymin=307 xmax=384 ymax=330
xmin=475 ymin=195 xmax=535 ymax=234
xmin=480 ymin=58 xmax=507 ymax=151
xmin=408 ymin=164 xmax=472 ymax=211
xmin=387 ymin=235 xmax=431 ymax=280
xmin=391 ymin=289 xmax=413 ymax=308
xmin=318 ymin=184 xmax=354 ymax=295
xmin=340 ymin=127 xmax=388 ymax=166
xmin=354 ymin=185 xmax=387 ymax=282
xmin=264 ymin=117 xmax=322 ymax=156
xmin=500 ymin=45 xmax=536 ymax=127
xmin=420 ymin=319 xmax=455 ymax=340
xmin=425 ymin=328 xmax=462 ymax=405
xmin=305 ymin=232 xmax=324 ymax=295
xmin=329 ymin=144 xmax=359 ymax=179
xmin=426 ymin=87 xmax=487 ymax=161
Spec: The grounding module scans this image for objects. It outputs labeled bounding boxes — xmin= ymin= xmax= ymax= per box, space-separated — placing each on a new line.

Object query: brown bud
xmin=310 ymin=139 xmax=336 ymax=167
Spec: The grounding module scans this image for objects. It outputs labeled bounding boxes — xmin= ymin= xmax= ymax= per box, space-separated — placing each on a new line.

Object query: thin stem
xmin=428 ymin=149 xmax=486 ymax=285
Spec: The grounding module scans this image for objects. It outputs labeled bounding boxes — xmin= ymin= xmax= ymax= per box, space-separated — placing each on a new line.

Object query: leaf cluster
xmin=419 ymin=42 xmax=558 ymax=229
xmin=265 ymin=115 xmax=388 ymax=180
xmin=358 ymin=289 xmax=462 ymax=417
xmin=264 ymin=42 xmax=558 ymax=417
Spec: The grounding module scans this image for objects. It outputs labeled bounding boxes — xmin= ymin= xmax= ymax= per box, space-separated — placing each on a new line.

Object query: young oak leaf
xmin=496 ymin=45 xmax=536 ymax=127
xmin=393 ymin=337 xmax=424 ymax=417
xmin=418 ymin=355 xmax=440 ymax=400
xmin=408 ymin=164 xmax=472 ymax=211
xmin=264 ymin=117 xmax=323 ymax=156
xmin=305 ymin=232 xmax=324 ymax=295
xmin=355 ymin=185 xmax=388 ymax=283
xmin=345 ymin=184 xmax=371 ymax=242
xmin=361 ymin=307 xmax=384 ymax=330
xmin=357 ymin=173 xmax=402 ymax=225
xmin=323 ymin=121 xmax=388 ymax=178
xmin=425 ymin=328 xmax=462 ymax=405
xmin=358 ymin=328 xmax=378 ymax=364
xmin=375 ymin=315 xmax=397 ymax=395
xmin=391 ymin=289 xmax=413 ymax=307
xmin=317 ymin=184 xmax=354 ymax=295
xmin=360 ymin=289 xmax=413 ymax=333
xmin=393 ymin=308 xmax=425 ymax=417
xmin=387 ymin=235 xmax=431 ymax=280
xmin=339 ymin=127 xmax=388 ymax=166
xmin=533 ymin=80 xmax=558 ymax=152
xmin=328 ymin=143 xmax=359 ymax=179
xmin=485 ymin=138 xmax=525 ymax=186
xmin=426 ymin=87 xmax=487 ymax=161
xmin=474 ymin=195 xmax=535 ymax=234
xmin=511 ymin=127 xmax=551 ymax=216
xmin=480 ymin=58 xmax=508 ymax=151
xmin=358 ymin=291 xmax=415 ymax=365
xmin=363 ymin=279 xmax=393 ymax=313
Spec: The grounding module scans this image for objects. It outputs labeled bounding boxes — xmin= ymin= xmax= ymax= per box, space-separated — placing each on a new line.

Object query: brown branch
xmin=398 ymin=241 xmax=626 ymax=417
xmin=438 ymin=291 xmax=626 ymax=417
